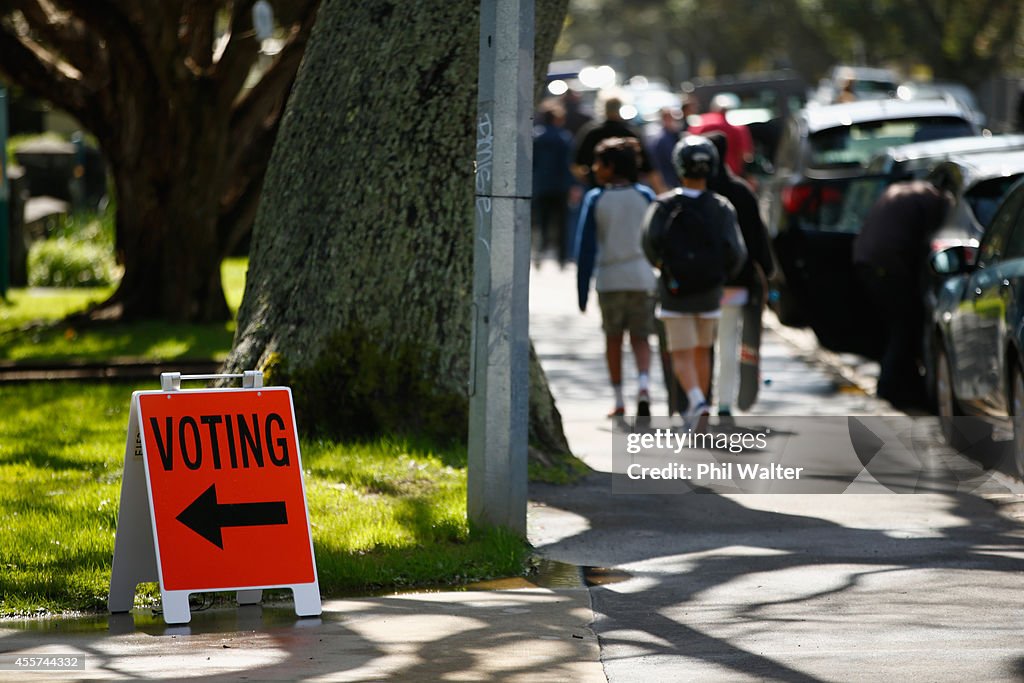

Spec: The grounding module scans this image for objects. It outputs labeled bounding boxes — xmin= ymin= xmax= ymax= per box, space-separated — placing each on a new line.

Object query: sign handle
xmin=160 ymin=371 xmax=263 ymax=391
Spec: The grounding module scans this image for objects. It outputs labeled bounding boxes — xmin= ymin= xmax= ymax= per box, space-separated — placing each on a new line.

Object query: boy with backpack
xmin=575 ymin=137 xmax=658 ymax=418
xmin=642 ymin=135 xmax=747 ymax=425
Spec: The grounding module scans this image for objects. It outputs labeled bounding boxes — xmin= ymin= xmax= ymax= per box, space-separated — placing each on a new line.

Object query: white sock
xmin=613 ymin=384 xmax=624 ymax=407
xmin=638 ymin=372 xmax=650 ymax=393
xmin=687 ymin=388 xmax=706 ymax=407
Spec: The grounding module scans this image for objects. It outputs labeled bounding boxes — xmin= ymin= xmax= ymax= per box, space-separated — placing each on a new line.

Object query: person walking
xmin=573 ymin=94 xmax=664 ymax=192
xmin=575 ymin=137 xmax=658 ymax=418
xmin=561 ymin=87 xmax=593 ymax=137
xmin=853 ymin=179 xmax=951 ymax=409
xmin=705 ymin=132 xmax=775 ymax=416
xmin=532 ymin=101 xmax=575 ymax=267
xmin=642 ymin=135 xmax=747 ymax=426
xmin=647 ymin=106 xmax=684 ymax=190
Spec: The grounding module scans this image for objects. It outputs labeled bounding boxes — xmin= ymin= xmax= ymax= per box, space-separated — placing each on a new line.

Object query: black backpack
xmin=660 ymin=192 xmax=726 ymax=296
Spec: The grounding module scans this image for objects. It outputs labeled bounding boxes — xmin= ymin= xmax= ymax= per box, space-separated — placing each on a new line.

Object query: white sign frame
xmin=108 ymin=373 xmax=321 ymax=625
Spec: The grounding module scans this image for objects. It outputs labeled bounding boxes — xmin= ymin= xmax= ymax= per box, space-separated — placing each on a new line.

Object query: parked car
xmin=865 ymin=134 xmax=1024 ymax=180
xmin=765 ymin=98 xmax=979 ymax=356
xmin=812 ymin=65 xmax=900 ymax=105
xmin=929 ymin=177 xmax=1024 ymax=474
xmin=918 ymin=150 xmax=1024 ymax=407
xmin=684 ymin=69 xmax=810 ymax=176
xmin=897 ymin=80 xmax=988 ymax=129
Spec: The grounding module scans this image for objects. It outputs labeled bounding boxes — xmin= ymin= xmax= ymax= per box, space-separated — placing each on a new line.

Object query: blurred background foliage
xmin=555 ymin=0 xmax=1024 ymax=88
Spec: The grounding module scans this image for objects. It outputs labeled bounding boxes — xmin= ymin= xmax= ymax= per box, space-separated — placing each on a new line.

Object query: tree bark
xmin=225 ymin=0 xmax=573 ymax=457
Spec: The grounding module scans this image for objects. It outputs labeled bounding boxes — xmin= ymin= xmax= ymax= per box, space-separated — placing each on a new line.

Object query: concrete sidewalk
xmin=3 ymin=261 xmax=1024 ymax=681
xmin=528 ymin=262 xmax=1024 ymax=682
xmin=0 ymin=591 xmax=602 ymax=682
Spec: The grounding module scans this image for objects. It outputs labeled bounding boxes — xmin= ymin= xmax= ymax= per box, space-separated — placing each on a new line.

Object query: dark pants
xmin=855 ymin=263 xmax=925 ymax=408
xmin=532 ymin=193 xmax=570 ymax=265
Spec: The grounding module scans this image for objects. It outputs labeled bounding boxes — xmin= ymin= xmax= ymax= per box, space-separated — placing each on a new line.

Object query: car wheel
xmin=1010 ymin=362 xmax=1024 ymax=479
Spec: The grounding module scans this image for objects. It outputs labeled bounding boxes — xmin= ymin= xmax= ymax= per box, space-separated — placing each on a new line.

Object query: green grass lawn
xmin=0 ymin=381 xmax=528 ymax=616
xmin=0 ymin=258 xmax=538 ymax=616
xmin=0 ymin=258 xmax=247 ymax=363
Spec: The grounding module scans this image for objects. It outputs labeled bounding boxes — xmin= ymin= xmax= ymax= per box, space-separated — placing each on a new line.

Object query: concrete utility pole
xmin=0 ymin=87 xmax=8 ymax=298
xmin=468 ymin=0 xmax=534 ymax=534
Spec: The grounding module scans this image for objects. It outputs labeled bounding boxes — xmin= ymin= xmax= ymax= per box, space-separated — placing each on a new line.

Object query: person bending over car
xmin=852 ymin=180 xmax=952 ymax=409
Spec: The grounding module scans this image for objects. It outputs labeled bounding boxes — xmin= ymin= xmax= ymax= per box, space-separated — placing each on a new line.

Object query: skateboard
xmin=737 ymin=280 xmax=764 ymax=411
xmin=658 ymin=331 xmax=713 ymax=416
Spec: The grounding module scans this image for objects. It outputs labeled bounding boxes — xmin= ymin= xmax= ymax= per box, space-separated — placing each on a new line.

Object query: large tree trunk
xmin=225 ymin=0 xmax=572 ymax=456
xmin=103 ymin=110 xmax=231 ymax=322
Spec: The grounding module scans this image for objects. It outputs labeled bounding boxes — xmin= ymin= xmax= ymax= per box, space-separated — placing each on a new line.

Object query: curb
xmin=0 ymin=359 xmax=221 ymax=382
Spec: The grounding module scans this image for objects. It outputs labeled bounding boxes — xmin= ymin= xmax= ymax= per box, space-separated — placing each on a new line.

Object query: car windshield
xmin=964 ymin=174 xmax=1024 ymax=228
xmin=809 ymin=117 xmax=975 ymax=169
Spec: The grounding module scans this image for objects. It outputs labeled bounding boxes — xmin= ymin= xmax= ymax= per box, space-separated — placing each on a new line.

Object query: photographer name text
xmin=626 ymin=461 xmax=804 ymax=481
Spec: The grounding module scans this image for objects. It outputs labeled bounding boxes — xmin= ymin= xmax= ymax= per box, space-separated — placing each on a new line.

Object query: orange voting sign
xmin=108 ymin=372 xmax=320 ymax=625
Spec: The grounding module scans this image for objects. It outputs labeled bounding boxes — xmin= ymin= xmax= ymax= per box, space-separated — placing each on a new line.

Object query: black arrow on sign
xmin=176 ymin=483 xmax=288 ymax=549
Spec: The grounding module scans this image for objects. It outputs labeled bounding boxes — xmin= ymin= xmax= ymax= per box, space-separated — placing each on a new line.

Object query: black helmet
xmin=673 ymin=135 xmax=719 ymax=179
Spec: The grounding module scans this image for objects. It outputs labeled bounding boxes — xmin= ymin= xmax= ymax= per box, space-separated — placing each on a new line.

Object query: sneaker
xmin=683 ymin=400 xmax=710 ymax=431
xmin=718 ymin=407 xmax=732 ymax=417
xmin=607 ymin=406 xmax=625 ymax=418
xmin=685 ymin=400 xmax=710 ymax=418
xmin=637 ymin=391 xmax=651 ymax=417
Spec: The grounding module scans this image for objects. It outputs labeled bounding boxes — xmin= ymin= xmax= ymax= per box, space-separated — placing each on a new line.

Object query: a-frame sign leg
xmin=292 ymin=583 xmax=322 ymax=617
xmin=160 ymin=590 xmax=193 ymax=624
xmin=108 ymin=396 xmax=158 ymax=613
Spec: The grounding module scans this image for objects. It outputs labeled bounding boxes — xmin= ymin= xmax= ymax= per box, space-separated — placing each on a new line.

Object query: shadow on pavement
xmin=530 ymin=471 xmax=1024 ymax=681
xmin=0 ymin=590 xmax=600 ymax=681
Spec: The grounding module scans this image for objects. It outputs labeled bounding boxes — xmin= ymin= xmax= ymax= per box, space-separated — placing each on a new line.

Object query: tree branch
xmin=7 ymin=0 xmax=102 ymax=76
xmin=180 ymin=0 xmax=220 ymax=72
xmin=227 ymin=3 xmax=319 ymax=169
xmin=218 ymin=119 xmax=279 ymax=257
xmin=212 ymin=0 xmax=259 ymax=105
xmin=53 ymin=0 xmax=175 ymax=103
xmin=0 ymin=19 xmax=96 ymax=127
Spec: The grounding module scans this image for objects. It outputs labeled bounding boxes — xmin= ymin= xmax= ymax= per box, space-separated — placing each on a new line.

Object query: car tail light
xmin=781 ymin=184 xmax=813 ymax=214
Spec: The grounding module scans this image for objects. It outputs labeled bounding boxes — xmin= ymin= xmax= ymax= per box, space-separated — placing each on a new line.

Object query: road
xmin=528 ymin=261 xmax=1024 ymax=682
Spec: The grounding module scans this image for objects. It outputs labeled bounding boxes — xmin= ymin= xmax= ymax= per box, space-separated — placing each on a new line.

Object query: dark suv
xmin=764 ymin=98 xmax=978 ymax=356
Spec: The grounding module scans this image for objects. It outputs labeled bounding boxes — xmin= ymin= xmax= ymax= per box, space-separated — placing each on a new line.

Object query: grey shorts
xmin=597 ymin=291 xmax=656 ymax=337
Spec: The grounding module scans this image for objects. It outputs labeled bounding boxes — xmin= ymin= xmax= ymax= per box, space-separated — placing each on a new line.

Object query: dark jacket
xmin=573 ymin=119 xmax=653 ymax=186
xmin=706 ymin=132 xmax=775 ymax=289
xmin=532 ymin=122 xmax=574 ymax=197
xmin=853 ymin=180 xmax=950 ymax=274
xmin=642 ymin=188 xmax=747 ymax=313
